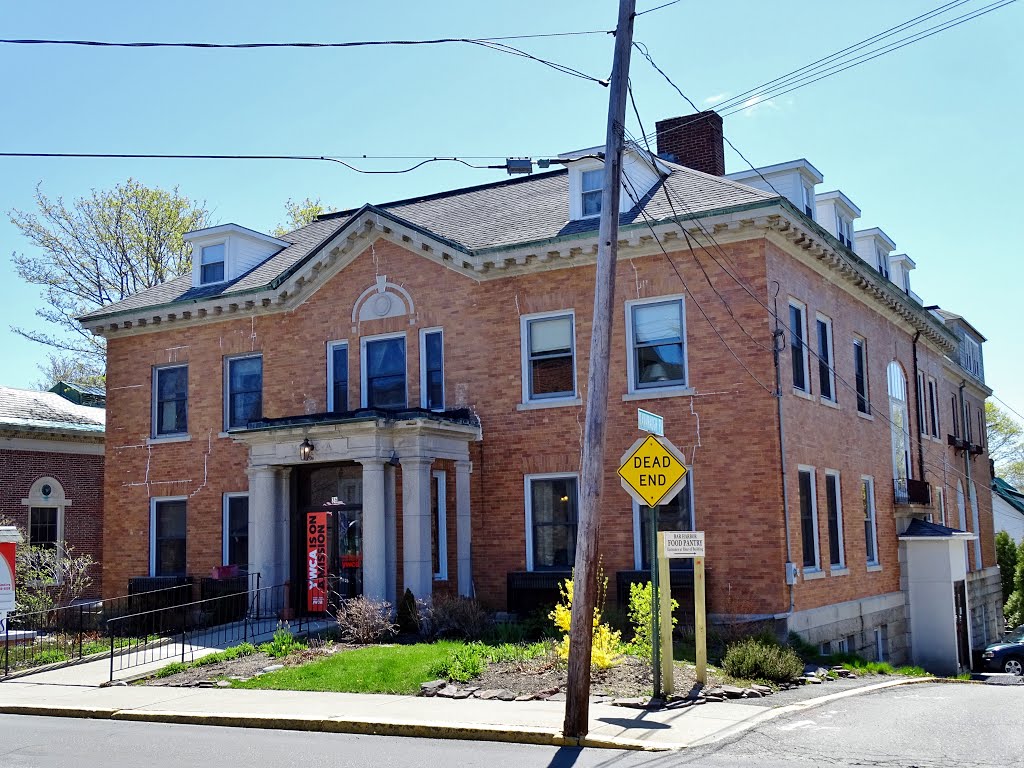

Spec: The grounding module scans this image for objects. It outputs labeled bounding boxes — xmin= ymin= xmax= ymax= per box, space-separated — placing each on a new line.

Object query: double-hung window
xmin=916 ymin=372 xmax=927 ymax=435
xmin=816 ymin=314 xmax=835 ymax=402
xmin=327 ymin=341 xmax=349 ymax=413
xmin=927 ymin=379 xmax=940 ymax=437
xmin=836 ymin=215 xmax=853 ymax=248
xmin=951 ymin=395 xmax=960 ymax=438
xmin=581 ymin=169 xmax=602 ymax=218
xmin=523 ymin=312 xmax=576 ymax=402
xmin=526 ymin=475 xmax=578 ymax=571
xmin=362 ymin=334 xmax=407 ymax=409
xmin=825 ymin=471 xmax=844 ymax=569
xmin=801 ymin=183 xmax=815 ymax=218
xmin=853 ymin=336 xmax=870 ymax=414
xmin=29 ymin=507 xmax=59 ymax=550
xmin=223 ymin=494 xmax=248 ymax=570
xmin=862 ymin=477 xmax=879 ymax=566
xmin=790 ymin=300 xmax=809 ymax=394
xmin=798 ymin=467 xmax=820 ymax=571
xmin=200 ymin=243 xmax=225 ymax=284
xmin=225 ymin=355 xmax=263 ymax=429
xmin=153 ymin=364 xmax=188 ymax=436
xmin=635 ymin=474 xmax=694 ymax=571
xmin=628 ymin=298 xmax=687 ymax=392
xmin=420 ymin=329 xmax=444 ymax=410
xmin=151 ymin=498 xmax=187 ymax=577
xmin=876 ymin=248 xmax=890 ymax=280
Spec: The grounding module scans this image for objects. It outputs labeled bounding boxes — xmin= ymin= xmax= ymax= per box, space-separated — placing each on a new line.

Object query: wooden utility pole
xmin=563 ymin=0 xmax=636 ymax=740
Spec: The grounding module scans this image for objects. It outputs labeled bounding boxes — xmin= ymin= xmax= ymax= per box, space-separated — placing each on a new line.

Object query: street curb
xmin=0 ymin=704 xmax=671 ymax=751
xmin=689 ymin=676 xmax=939 ymax=747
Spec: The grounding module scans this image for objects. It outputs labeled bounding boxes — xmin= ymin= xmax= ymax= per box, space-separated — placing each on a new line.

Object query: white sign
xmin=637 ymin=408 xmax=664 ymax=436
xmin=662 ymin=530 xmax=705 ymax=559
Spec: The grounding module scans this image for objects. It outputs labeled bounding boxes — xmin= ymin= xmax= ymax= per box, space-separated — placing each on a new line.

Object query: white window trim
xmin=524 ymin=472 xmax=579 ymax=572
xmin=863 ymin=475 xmax=879 ymax=567
xmin=21 ymin=477 xmax=71 ymax=583
xmin=824 ymin=469 xmax=845 ymax=570
xmin=419 ymin=327 xmax=445 ymax=411
xmin=853 ymin=335 xmax=870 ymax=415
xmin=631 ymin=469 xmax=694 ymax=570
xmin=198 ymin=239 xmax=229 ymax=286
xmin=222 ymin=492 xmax=248 ymax=567
xmin=568 ymin=158 xmax=604 ymax=221
xmin=223 ymin=353 xmax=263 ymax=432
xmin=798 ymin=465 xmax=821 ymax=572
xmin=520 ymin=310 xmax=577 ymax=405
xmin=815 ymin=313 xmax=836 ymax=404
xmin=326 ymin=340 xmax=349 ymax=412
xmin=150 ymin=496 xmax=187 ymax=578
xmin=433 ymin=470 xmax=448 ymax=580
xmin=789 ymin=299 xmax=811 ymax=395
xmin=936 ymin=486 xmax=946 ymax=526
xmin=152 ymin=363 xmax=189 ymax=438
xmin=624 ymin=294 xmax=688 ymax=395
xmin=360 ymin=331 xmax=408 ymax=409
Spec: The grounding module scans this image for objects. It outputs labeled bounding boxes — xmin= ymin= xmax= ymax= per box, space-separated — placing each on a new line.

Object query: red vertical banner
xmin=306 ymin=512 xmax=328 ymax=612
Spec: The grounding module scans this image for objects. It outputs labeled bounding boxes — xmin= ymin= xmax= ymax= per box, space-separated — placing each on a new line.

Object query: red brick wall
xmin=0 ymin=447 xmax=104 ymax=598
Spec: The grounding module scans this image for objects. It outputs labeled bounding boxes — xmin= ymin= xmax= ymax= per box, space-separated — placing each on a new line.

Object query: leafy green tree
xmin=8 ymin=179 xmax=209 ymax=382
xmin=996 ymin=530 xmax=1019 ymax=605
xmin=986 ymin=401 xmax=1024 ymax=490
xmin=272 ymin=197 xmax=333 ymax=237
xmin=1004 ymin=555 xmax=1024 ymax=629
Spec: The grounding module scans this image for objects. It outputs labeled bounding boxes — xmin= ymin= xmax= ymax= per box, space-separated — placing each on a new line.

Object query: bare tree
xmin=9 ymin=179 xmax=209 ymax=381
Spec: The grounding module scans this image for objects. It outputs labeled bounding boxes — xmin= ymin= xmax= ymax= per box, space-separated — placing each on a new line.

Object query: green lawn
xmin=234 ymin=641 xmax=465 ymax=694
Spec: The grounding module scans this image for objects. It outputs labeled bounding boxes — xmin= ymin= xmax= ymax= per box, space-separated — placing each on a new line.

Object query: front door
xmin=954 ymin=580 xmax=971 ymax=671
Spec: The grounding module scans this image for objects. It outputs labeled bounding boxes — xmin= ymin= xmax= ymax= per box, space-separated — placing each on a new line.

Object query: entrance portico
xmin=231 ymin=409 xmax=480 ymax=606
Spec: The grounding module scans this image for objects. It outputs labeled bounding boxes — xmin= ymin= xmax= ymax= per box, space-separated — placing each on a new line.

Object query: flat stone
xmin=721 ymin=685 xmax=746 ymax=699
xmin=742 ymin=688 xmax=762 ymax=698
xmin=611 ymin=697 xmax=649 ymax=708
xmin=802 ymin=675 xmax=822 ymax=684
xmin=536 ymin=686 xmax=560 ymax=698
xmin=216 ymin=680 xmax=231 ymax=688
xmin=514 ymin=694 xmax=533 ymax=702
xmin=704 ymin=695 xmax=725 ymax=702
xmin=436 ymin=685 xmax=458 ymax=698
xmin=546 ymin=692 xmax=566 ymax=702
xmin=494 ymin=690 xmax=516 ymax=701
xmin=195 ymin=680 xmax=216 ymax=688
xmin=454 ymin=689 xmax=474 ymax=699
xmin=477 ymin=689 xmax=504 ymax=700
xmin=420 ymin=680 xmax=446 ymax=697
xmin=751 ymin=684 xmax=772 ymax=695
xmin=665 ymin=698 xmax=693 ymax=709
xmin=261 ymin=664 xmax=284 ymax=673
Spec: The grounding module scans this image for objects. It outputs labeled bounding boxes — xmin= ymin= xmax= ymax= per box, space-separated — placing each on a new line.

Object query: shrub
xmin=625 ymin=581 xmax=677 ymax=659
xmin=550 ymin=568 xmax=622 ymax=669
xmin=424 ymin=594 xmax=492 ymax=640
xmin=336 ymin=596 xmax=398 ymax=644
xmin=397 ymin=588 xmax=420 ymax=635
xmin=997 ymin=531 xmax=1018 ymax=605
xmin=484 ymin=620 xmax=529 ymax=645
xmin=484 ymin=642 xmax=547 ymax=663
xmin=722 ymin=637 xmax=805 ymax=683
xmin=259 ymin=626 xmax=305 ymax=658
xmin=430 ymin=643 xmax=486 ymax=682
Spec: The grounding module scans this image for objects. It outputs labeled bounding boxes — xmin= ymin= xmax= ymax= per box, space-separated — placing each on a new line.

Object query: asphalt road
xmin=0 ymin=683 xmax=1020 ymax=767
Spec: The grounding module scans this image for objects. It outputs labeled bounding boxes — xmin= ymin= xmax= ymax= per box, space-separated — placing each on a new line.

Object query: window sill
xmin=622 ymin=386 xmax=694 ymax=402
xmin=829 ymin=567 xmax=849 ymax=577
xmin=792 ymin=388 xmax=814 ymax=401
xmin=147 ymin=434 xmax=191 ymax=446
xmin=856 ymin=410 xmax=874 ymax=421
xmin=517 ymin=397 xmax=582 ymax=411
xmin=867 ymin=563 xmax=883 ymax=572
xmin=803 ymin=569 xmax=826 ymax=581
xmin=819 ymin=397 xmax=840 ymax=410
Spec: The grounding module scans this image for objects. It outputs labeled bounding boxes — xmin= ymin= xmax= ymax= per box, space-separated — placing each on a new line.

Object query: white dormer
xmin=853 ymin=227 xmax=896 ymax=281
xmin=561 ymin=143 xmax=672 ymax=221
xmin=890 ymin=253 xmax=919 ymax=301
xmin=724 ymin=159 xmax=823 ymax=220
xmin=815 ymin=191 xmax=861 ymax=248
xmin=185 ymin=224 xmax=289 ymax=288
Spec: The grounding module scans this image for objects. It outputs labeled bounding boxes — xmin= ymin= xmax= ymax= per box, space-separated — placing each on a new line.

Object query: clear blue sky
xmin=1 ymin=1 xmax=1021 ymax=418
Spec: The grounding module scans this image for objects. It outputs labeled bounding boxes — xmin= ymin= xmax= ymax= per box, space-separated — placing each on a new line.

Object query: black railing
xmin=3 ymin=581 xmax=195 ymax=678
xmin=105 ymin=580 xmax=310 ymax=681
xmin=895 ymin=478 xmax=932 ymax=506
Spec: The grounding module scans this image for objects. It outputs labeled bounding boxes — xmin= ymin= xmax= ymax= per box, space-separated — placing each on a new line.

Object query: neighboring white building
xmin=993 ymin=477 xmax=1024 ymax=543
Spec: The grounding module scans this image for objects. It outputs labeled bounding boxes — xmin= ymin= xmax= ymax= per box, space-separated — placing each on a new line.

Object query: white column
xmin=401 ymin=457 xmax=434 ymax=602
xmin=384 ymin=463 xmax=398 ymax=606
xmin=275 ymin=467 xmax=292 ymax=589
xmin=455 ymin=459 xmax=473 ymax=597
xmin=247 ymin=465 xmax=280 ymax=588
xmin=360 ymin=458 xmax=388 ymax=602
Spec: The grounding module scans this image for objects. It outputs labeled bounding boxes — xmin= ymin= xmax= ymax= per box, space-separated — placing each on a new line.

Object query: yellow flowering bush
xmin=549 ymin=567 xmax=622 ymax=669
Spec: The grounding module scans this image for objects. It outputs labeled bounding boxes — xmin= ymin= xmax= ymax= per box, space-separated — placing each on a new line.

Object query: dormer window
xmin=581 ymin=169 xmax=602 ymax=218
xmin=876 ymin=248 xmax=890 ymax=280
xmin=836 ymin=215 xmax=853 ymax=248
xmin=200 ymin=243 xmax=226 ymax=284
xmin=801 ymin=183 xmax=815 ymax=218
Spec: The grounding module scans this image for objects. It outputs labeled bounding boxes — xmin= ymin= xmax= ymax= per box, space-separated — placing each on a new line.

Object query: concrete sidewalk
xmin=0 ymin=676 xmax=932 ymax=751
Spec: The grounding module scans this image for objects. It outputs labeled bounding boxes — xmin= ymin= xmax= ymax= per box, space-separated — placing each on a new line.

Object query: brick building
xmin=0 ymin=384 xmax=105 ymax=598
xmin=79 ymin=112 xmax=999 ymax=673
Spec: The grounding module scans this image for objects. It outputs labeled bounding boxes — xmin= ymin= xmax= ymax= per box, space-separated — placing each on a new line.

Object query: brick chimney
xmin=655 ymin=112 xmax=725 ymax=176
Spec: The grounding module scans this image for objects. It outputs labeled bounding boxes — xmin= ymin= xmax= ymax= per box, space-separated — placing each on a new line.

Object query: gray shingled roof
xmin=81 ymin=161 xmax=777 ymax=321
xmin=900 ymin=518 xmax=968 ymax=538
xmin=0 ymin=385 xmax=105 ymax=435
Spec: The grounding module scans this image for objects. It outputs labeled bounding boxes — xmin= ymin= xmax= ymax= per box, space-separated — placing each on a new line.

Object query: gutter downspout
xmin=772 ymin=286 xmax=795 ymax=616
xmin=959 ymin=380 xmax=981 ymax=569
xmin=911 ymin=332 xmax=925 ymax=481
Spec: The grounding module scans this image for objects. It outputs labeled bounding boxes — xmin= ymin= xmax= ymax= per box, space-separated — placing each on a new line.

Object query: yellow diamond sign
xmin=618 ymin=434 xmax=688 ymax=508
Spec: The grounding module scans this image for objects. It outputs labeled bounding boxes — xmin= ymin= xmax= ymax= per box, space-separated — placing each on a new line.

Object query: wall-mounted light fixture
xmin=299 ymin=438 xmax=315 ymax=461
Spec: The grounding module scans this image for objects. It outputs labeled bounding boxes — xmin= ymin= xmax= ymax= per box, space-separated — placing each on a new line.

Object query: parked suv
xmin=982 ymin=625 xmax=1024 ymax=675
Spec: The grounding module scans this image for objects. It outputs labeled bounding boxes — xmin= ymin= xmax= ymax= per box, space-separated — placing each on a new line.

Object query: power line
xmin=636 ymin=0 xmax=683 ymax=16
xmin=992 ymin=394 xmax=1024 ymax=427
xmin=0 ymin=34 xmax=610 ymax=85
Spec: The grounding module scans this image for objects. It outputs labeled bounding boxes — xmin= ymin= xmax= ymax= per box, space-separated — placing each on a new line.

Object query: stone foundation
xmin=967 ymin=566 xmax=1004 ymax=647
xmin=787 ymin=592 xmax=909 ymax=664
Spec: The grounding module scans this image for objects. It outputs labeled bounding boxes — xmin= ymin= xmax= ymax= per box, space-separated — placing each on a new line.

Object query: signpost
xmin=617 ymin=431 xmax=708 ymax=697
xmin=0 ymin=527 xmax=21 ymax=636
